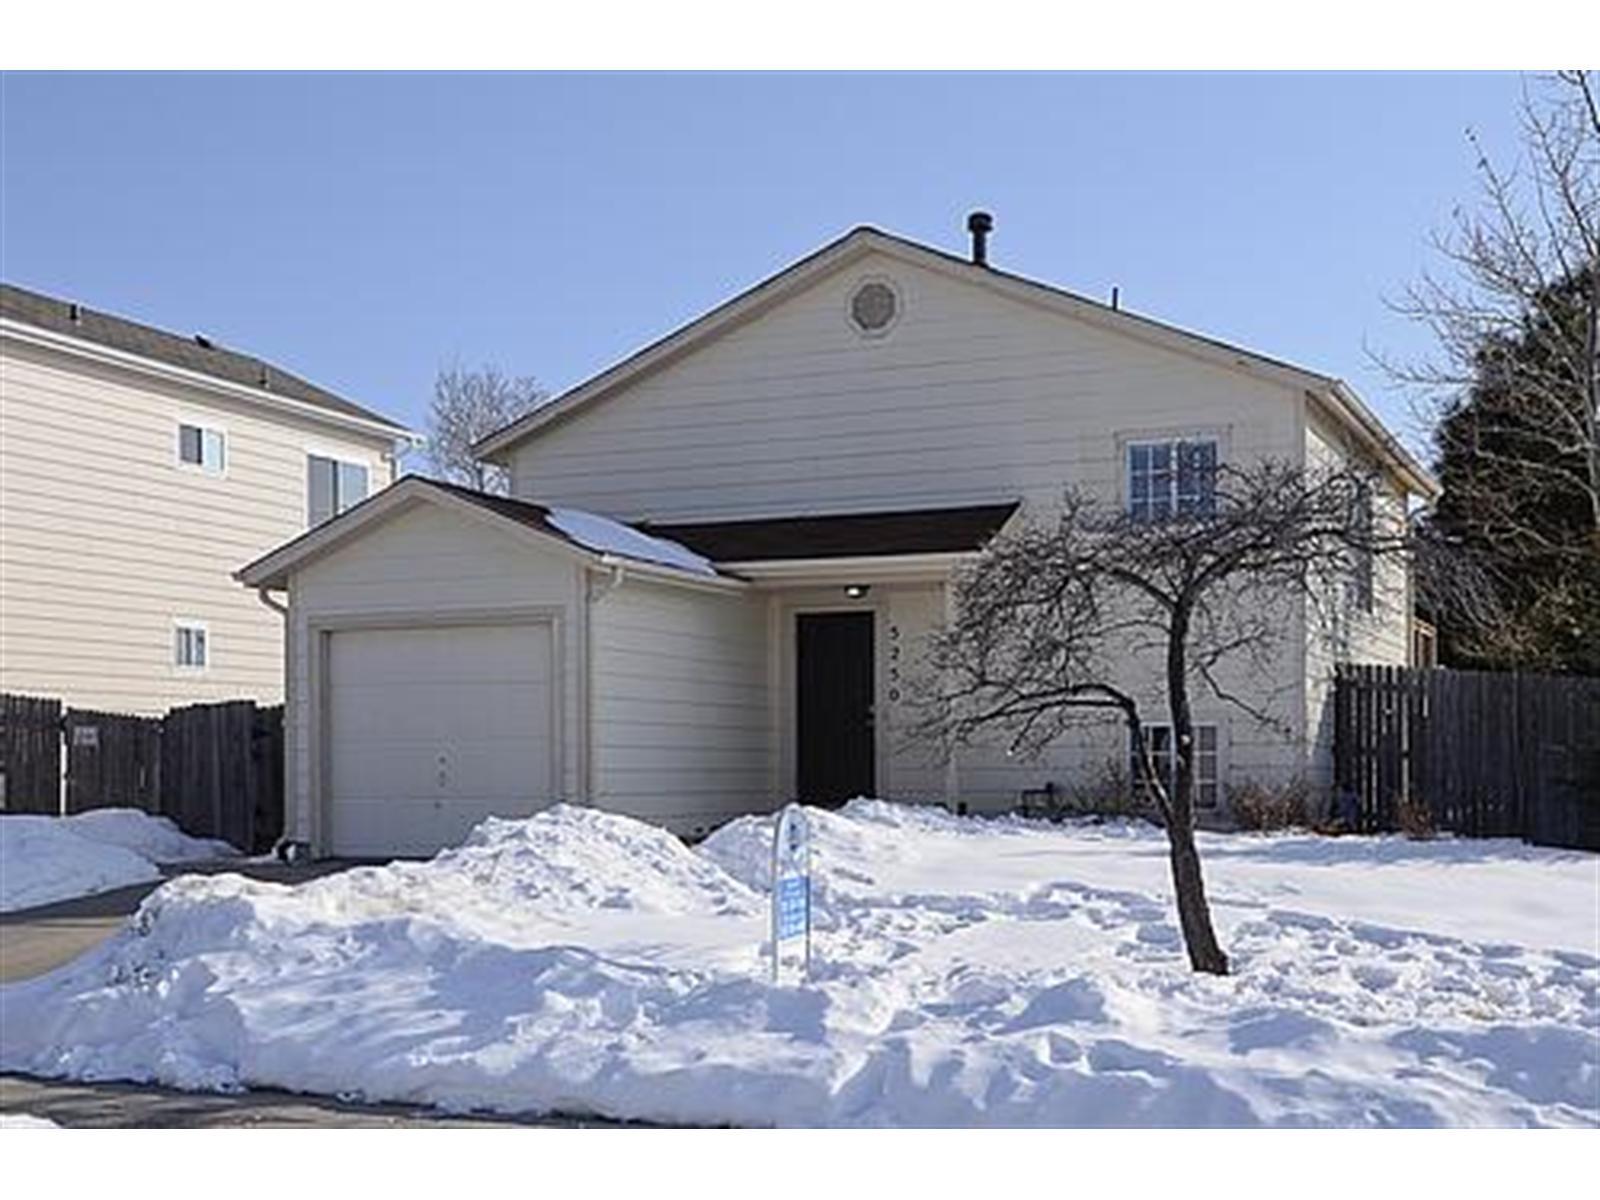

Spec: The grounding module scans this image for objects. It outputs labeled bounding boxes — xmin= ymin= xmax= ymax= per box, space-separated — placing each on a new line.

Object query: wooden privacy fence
xmin=1334 ymin=665 xmax=1600 ymax=850
xmin=0 ymin=694 xmax=284 ymax=854
xmin=0 ymin=694 xmax=63 ymax=814
xmin=161 ymin=702 xmax=284 ymax=855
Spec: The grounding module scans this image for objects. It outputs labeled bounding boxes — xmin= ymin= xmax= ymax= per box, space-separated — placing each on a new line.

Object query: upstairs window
xmin=1130 ymin=723 xmax=1219 ymax=806
xmin=308 ymin=455 xmax=369 ymax=526
xmin=177 ymin=423 xmax=226 ymax=475
xmin=174 ymin=621 xmax=208 ymax=670
xmin=1128 ymin=438 xmax=1217 ymax=521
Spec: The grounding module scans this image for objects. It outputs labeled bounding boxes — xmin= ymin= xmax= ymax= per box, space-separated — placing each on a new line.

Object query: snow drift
xmin=1 ymin=802 xmax=1595 ymax=1126
xmin=63 ymin=809 xmax=236 ymax=865
xmin=0 ymin=810 xmax=235 ymax=913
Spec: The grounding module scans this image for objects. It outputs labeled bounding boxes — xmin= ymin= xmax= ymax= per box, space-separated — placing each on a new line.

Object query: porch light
xmin=843 ymin=584 xmax=871 ymax=599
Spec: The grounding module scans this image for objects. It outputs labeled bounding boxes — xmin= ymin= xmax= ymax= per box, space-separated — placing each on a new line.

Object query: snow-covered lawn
xmin=0 ymin=810 xmax=236 ymax=913
xmin=0 ymin=1112 xmax=60 ymax=1129
xmin=1 ymin=802 xmax=1594 ymax=1127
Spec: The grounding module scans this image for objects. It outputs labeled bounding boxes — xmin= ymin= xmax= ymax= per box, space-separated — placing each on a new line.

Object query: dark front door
xmin=796 ymin=612 xmax=875 ymax=805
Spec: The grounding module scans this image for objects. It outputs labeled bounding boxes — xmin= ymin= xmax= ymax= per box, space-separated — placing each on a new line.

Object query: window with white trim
xmin=177 ymin=423 xmax=226 ymax=475
xmin=1130 ymin=723 xmax=1219 ymax=807
xmin=174 ymin=621 xmax=209 ymax=670
xmin=1128 ymin=438 xmax=1217 ymax=521
xmin=307 ymin=455 xmax=369 ymax=526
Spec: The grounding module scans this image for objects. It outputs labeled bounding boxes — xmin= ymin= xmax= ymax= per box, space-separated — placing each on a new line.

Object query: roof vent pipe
xmin=67 ymin=302 xmax=82 ymax=323
xmin=966 ymin=211 xmax=993 ymax=266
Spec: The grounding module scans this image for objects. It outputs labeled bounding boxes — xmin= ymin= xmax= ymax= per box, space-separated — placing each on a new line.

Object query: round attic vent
xmin=848 ymin=279 xmax=899 ymax=336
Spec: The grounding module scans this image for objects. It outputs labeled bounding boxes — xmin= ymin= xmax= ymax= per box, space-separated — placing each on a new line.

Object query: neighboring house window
xmin=174 ymin=621 xmax=209 ymax=670
xmin=1128 ymin=438 xmax=1217 ymax=521
xmin=1350 ymin=481 xmax=1376 ymax=613
xmin=177 ymin=423 xmax=226 ymax=475
xmin=307 ymin=455 xmax=369 ymax=525
xmin=1131 ymin=724 xmax=1219 ymax=806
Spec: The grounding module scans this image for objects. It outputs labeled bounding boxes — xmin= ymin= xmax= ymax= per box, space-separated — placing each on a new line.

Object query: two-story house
xmin=239 ymin=219 xmax=1435 ymax=858
xmin=1 ymin=284 xmax=414 ymax=717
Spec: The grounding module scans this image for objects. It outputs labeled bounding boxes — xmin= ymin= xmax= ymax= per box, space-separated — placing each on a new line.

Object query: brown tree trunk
xmin=1166 ymin=819 xmax=1229 ymax=974
xmin=1165 ymin=604 xmax=1230 ymax=975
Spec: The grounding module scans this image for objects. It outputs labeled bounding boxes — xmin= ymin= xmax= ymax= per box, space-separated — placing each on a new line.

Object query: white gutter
xmin=1322 ymin=381 xmax=1439 ymax=500
xmin=1 ymin=318 xmax=420 ymax=446
xmin=719 ymin=551 xmax=972 ymax=584
xmin=593 ymin=553 xmax=747 ymax=593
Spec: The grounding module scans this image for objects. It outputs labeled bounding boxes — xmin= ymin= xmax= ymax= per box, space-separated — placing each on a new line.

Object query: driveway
xmin=0 ymin=858 xmax=354 ymax=983
xmin=0 ymin=1073 xmax=640 ymax=1128
xmin=0 ymin=858 xmax=622 ymax=1128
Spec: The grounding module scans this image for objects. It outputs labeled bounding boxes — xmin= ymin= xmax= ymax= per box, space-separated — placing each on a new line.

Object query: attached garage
xmin=324 ymin=621 xmax=557 ymax=857
xmin=237 ymin=476 xmax=757 ymax=859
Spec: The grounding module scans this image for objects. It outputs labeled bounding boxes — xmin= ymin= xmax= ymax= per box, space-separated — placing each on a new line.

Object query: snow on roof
xmin=545 ymin=507 xmax=719 ymax=577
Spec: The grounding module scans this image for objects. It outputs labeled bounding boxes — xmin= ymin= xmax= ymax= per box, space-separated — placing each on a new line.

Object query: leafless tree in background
xmin=1380 ymin=71 xmax=1599 ymax=670
xmin=916 ymin=461 xmax=1409 ymax=976
xmin=423 ymin=363 xmax=548 ymax=493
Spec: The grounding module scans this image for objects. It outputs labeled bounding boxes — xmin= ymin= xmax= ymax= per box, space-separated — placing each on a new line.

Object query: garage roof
xmin=239 ymin=480 xmax=1020 ymax=593
xmin=237 ymin=476 xmax=732 ymax=591
xmin=640 ymin=502 xmax=1021 ymax=562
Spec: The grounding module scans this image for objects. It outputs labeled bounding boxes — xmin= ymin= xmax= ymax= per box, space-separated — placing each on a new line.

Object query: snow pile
xmin=0 ymin=810 xmax=235 ymax=913
xmin=546 ymin=508 xmax=717 ymax=577
xmin=64 ymin=809 xmax=236 ymax=864
xmin=0 ymin=1113 xmax=60 ymax=1128
xmin=2 ymin=802 xmax=1596 ymax=1126
xmin=0 ymin=817 xmax=159 ymax=913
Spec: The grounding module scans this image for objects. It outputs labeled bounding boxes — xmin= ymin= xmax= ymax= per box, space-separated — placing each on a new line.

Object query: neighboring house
xmin=240 ymin=219 xmax=1436 ymax=858
xmin=1 ymin=283 xmax=414 ymax=716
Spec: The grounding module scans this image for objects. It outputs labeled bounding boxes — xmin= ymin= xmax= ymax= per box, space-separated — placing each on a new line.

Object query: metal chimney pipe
xmin=967 ymin=211 xmax=994 ymax=266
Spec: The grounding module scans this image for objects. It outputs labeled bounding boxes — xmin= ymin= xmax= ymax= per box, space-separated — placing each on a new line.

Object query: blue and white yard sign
xmin=770 ymin=803 xmax=811 ymax=982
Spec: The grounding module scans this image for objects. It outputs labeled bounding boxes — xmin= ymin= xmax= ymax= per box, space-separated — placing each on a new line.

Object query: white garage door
xmin=327 ymin=622 xmax=556 ymax=858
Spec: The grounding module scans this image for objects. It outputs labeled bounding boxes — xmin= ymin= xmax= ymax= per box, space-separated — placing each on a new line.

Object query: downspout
xmin=254 ymin=586 xmax=288 ymax=620
xmin=584 ymin=564 xmax=627 ymax=806
xmin=255 ymin=586 xmax=303 ymax=861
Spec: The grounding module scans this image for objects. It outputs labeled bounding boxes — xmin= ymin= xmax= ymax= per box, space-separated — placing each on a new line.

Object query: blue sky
xmin=1 ymin=72 xmax=1527 ymax=454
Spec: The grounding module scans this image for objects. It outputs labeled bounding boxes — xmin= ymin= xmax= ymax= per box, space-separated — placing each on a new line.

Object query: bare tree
xmin=424 ymin=363 xmax=547 ymax=493
xmin=1385 ymin=71 xmax=1598 ymax=530
xmin=1380 ymin=72 xmax=1600 ymax=669
xmin=917 ymin=460 xmax=1408 ymax=976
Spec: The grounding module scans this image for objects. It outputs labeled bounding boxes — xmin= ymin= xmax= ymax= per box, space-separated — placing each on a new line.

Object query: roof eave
xmin=1320 ymin=380 xmax=1439 ymax=500
xmin=2 ymin=317 xmax=419 ymax=444
xmin=237 ymin=477 xmax=744 ymax=593
xmin=472 ymin=227 xmax=886 ymax=459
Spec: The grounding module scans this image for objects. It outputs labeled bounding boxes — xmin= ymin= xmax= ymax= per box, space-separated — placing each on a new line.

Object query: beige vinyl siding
xmin=1301 ymin=401 xmax=1413 ymax=790
xmin=509 ymin=249 xmax=1302 ymax=523
xmin=590 ymin=576 xmax=772 ymax=834
xmin=0 ymin=336 xmax=395 ymax=715
xmin=285 ymin=501 xmax=586 ymax=852
xmin=508 ymin=249 xmax=1331 ymax=809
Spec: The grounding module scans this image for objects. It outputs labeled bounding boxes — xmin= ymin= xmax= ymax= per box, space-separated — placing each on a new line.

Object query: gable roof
xmin=642 ymin=502 xmax=1020 ymax=563
xmin=474 ymin=225 xmax=1436 ymax=499
xmin=236 ymin=475 xmax=735 ymax=592
xmin=1 ymin=282 xmax=412 ymax=437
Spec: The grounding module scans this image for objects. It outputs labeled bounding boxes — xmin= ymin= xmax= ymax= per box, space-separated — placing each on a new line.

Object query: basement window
xmin=174 ymin=621 xmax=209 ymax=670
xmin=1130 ymin=724 xmax=1218 ymax=806
xmin=177 ymin=423 xmax=226 ymax=475
xmin=307 ymin=455 xmax=369 ymax=526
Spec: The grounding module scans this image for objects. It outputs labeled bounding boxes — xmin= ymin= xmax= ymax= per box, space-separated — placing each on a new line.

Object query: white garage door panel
xmin=328 ymin=623 xmax=557 ymax=858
